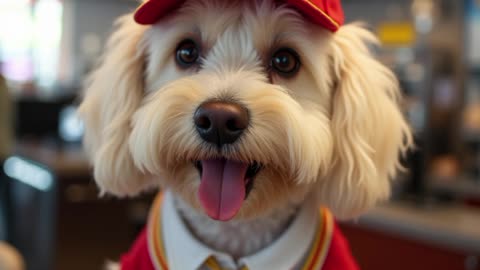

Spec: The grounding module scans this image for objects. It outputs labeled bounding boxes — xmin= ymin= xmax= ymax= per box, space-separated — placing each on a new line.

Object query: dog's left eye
xmin=176 ymin=39 xmax=200 ymax=68
xmin=270 ymin=48 xmax=300 ymax=77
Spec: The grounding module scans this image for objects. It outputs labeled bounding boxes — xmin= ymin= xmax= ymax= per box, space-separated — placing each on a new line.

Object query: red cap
xmin=134 ymin=0 xmax=344 ymax=32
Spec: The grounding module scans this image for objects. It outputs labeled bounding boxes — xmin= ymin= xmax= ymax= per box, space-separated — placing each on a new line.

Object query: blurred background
xmin=0 ymin=0 xmax=479 ymax=269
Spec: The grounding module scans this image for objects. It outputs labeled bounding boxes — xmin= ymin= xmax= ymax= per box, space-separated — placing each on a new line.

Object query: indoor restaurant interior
xmin=0 ymin=0 xmax=479 ymax=269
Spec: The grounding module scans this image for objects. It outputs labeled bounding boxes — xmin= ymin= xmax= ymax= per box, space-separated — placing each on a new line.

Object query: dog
xmin=79 ymin=0 xmax=413 ymax=269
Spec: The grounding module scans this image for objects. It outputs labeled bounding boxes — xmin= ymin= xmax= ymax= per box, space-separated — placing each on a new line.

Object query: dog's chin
xmin=194 ymin=158 xmax=262 ymax=221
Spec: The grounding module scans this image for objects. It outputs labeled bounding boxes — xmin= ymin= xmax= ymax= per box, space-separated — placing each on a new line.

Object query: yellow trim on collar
xmin=147 ymin=193 xmax=333 ymax=270
xmin=301 ymin=208 xmax=334 ymax=270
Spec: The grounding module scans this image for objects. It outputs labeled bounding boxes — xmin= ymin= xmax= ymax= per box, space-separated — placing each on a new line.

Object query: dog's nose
xmin=194 ymin=101 xmax=249 ymax=146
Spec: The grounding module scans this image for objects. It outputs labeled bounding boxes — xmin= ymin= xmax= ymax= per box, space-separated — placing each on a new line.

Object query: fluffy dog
xmin=79 ymin=0 xmax=412 ymax=269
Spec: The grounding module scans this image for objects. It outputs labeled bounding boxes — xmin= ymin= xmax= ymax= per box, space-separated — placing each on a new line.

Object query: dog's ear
xmin=79 ymin=15 xmax=154 ymax=197
xmin=318 ymin=24 xmax=413 ymax=219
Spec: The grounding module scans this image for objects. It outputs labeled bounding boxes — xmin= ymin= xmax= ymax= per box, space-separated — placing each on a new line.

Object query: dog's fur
xmin=80 ymin=0 xmax=413 ymax=265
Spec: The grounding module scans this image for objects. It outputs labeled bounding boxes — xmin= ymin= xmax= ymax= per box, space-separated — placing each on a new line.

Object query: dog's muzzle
xmin=193 ymin=101 xmax=260 ymax=221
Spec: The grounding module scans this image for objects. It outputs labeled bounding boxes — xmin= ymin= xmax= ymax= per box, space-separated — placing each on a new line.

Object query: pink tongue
xmin=198 ymin=159 xmax=249 ymax=221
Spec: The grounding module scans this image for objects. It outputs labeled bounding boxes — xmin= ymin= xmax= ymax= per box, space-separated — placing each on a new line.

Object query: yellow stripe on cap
xmin=304 ymin=0 xmax=340 ymax=28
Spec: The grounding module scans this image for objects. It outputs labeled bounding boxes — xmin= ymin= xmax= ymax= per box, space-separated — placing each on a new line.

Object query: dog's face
xmin=80 ymin=0 xmax=412 ymax=221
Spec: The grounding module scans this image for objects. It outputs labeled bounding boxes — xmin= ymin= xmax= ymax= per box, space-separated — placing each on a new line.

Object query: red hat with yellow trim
xmin=134 ymin=0 xmax=344 ymax=32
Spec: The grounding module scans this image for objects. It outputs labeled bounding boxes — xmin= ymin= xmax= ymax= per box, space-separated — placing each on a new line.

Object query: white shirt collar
xmin=161 ymin=191 xmax=318 ymax=270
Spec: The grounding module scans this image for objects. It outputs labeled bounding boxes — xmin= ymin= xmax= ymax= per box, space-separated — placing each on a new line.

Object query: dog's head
xmin=79 ymin=0 xmax=412 ymax=221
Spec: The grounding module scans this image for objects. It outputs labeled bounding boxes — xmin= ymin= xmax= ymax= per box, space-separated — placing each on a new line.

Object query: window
xmin=0 ymin=0 xmax=63 ymax=92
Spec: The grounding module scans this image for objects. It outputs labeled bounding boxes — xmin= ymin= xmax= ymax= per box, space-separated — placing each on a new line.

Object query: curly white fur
xmin=79 ymin=0 xmax=413 ymax=263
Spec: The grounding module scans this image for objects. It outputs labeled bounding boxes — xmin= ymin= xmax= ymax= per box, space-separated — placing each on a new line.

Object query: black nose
xmin=194 ymin=101 xmax=249 ymax=146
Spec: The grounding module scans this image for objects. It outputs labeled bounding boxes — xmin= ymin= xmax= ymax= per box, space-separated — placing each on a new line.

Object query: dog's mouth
xmin=194 ymin=159 xmax=262 ymax=221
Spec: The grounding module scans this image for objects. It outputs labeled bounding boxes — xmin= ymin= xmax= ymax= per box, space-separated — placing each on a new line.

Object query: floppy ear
xmin=79 ymin=15 xmax=155 ymax=197
xmin=318 ymin=24 xmax=413 ymax=219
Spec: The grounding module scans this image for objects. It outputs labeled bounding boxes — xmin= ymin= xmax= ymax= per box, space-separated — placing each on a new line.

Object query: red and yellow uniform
xmin=120 ymin=193 xmax=359 ymax=270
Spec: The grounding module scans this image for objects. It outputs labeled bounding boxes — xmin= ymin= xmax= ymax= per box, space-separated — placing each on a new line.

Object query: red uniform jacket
xmin=120 ymin=223 xmax=359 ymax=270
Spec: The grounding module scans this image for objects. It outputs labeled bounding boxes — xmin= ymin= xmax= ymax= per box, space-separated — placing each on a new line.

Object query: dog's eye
xmin=270 ymin=48 xmax=300 ymax=77
xmin=176 ymin=39 xmax=200 ymax=68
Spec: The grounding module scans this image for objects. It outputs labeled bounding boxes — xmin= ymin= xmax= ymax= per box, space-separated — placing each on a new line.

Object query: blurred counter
xmin=357 ymin=201 xmax=480 ymax=254
xmin=14 ymin=140 xmax=90 ymax=179
xmin=341 ymin=201 xmax=480 ymax=270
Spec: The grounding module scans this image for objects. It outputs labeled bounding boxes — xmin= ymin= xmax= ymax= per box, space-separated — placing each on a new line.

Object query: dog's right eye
xmin=270 ymin=48 xmax=300 ymax=78
xmin=176 ymin=39 xmax=200 ymax=68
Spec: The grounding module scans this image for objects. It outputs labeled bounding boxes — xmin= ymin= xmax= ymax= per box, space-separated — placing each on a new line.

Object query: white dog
xmin=79 ymin=0 xmax=412 ymax=269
